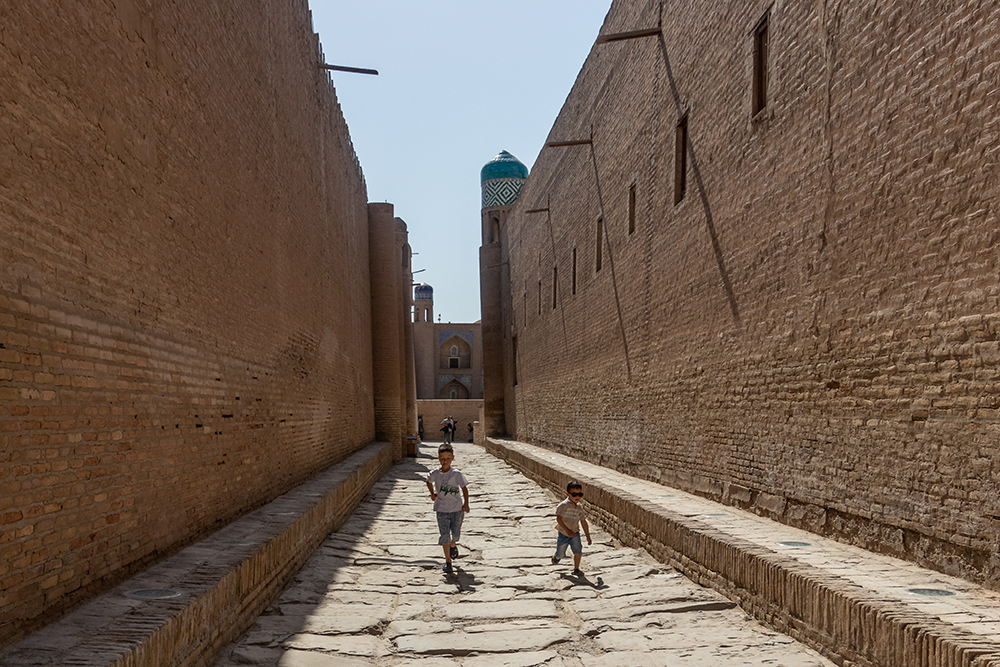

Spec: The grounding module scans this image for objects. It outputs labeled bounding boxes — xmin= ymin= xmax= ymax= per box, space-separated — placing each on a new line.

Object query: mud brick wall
xmin=0 ymin=0 xmax=375 ymax=644
xmin=495 ymin=0 xmax=1000 ymax=586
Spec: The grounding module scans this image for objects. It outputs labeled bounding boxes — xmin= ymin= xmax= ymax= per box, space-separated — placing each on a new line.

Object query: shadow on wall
xmin=654 ymin=31 xmax=740 ymax=325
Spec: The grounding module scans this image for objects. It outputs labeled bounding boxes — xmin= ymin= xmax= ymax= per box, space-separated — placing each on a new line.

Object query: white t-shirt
xmin=428 ymin=467 xmax=468 ymax=513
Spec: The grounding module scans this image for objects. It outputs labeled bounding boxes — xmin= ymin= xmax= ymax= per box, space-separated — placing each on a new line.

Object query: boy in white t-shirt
xmin=425 ymin=443 xmax=470 ymax=573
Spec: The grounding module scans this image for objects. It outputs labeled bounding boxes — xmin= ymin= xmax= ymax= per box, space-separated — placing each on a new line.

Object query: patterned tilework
xmin=482 ymin=177 xmax=525 ymax=208
xmin=438 ymin=374 xmax=472 ymax=391
xmin=439 ymin=330 xmax=475 ymax=346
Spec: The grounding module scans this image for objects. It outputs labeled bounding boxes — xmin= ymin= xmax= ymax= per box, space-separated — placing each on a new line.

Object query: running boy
xmin=551 ymin=480 xmax=591 ymax=576
xmin=426 ymin=443 xmax=470 ymax=572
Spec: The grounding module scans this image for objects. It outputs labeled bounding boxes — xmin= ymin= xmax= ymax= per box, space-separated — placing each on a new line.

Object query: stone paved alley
xmin=210 ymin=443 xmax=834 ymax=667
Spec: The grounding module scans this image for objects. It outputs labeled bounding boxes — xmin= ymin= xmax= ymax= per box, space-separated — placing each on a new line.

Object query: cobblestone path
xmin=211 ymin=443 xmax=834 ymax=666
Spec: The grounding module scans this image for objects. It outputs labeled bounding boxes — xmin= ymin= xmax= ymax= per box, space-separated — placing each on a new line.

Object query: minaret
xmin=413 ymin=283 xmax=434 ymax=323
xmin=479 ymin=150 xmax=528 ymax=437
xmin=412 ymin=283 xmax=436 ymax=400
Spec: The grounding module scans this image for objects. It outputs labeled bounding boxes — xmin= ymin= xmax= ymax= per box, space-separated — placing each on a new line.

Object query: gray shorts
xmin=436 ymin=511 xmax=464 ymax=545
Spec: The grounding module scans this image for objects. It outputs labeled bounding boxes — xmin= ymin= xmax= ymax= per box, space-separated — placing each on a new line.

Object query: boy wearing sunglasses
xmin=551 ymin=480 xmax=592 ymax=576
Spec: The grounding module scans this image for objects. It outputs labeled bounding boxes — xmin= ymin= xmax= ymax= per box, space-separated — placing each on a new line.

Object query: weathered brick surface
xmin=0 ymin=442 xmax=393 ymax=667
xmin=491 ymin=0 xmax=1000 ymax=586
xmin=0 ymin=0 xmax=378 ymax=645
xmin=369 ymin=204 xmax=406 ymax=460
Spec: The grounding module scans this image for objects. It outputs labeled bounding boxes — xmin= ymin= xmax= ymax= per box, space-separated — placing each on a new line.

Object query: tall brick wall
xmin=0 ymin=0 xmax=380 ymax=644
xmin=495 ymin=0 xmax=1000 ymax=586
xmin=369 ymin=204 xmax=405 ymax=460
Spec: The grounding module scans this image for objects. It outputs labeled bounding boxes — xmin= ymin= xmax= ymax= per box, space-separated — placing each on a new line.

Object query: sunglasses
xmin=569 ymin=492 xmax=583 ymax=497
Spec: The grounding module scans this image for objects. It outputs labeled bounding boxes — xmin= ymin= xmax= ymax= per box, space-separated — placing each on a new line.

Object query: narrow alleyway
xmin=211 ymin=443 xmax=834 ymax=666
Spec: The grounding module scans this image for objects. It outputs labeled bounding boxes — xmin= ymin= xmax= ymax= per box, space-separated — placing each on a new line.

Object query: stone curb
xmin=485 ymin=438 xmax=1000 ymax=667
xmin=0 ymin=442 xmax=394 ymax=667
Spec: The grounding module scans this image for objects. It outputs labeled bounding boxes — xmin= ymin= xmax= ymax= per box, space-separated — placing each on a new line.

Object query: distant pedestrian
xmin=550 ymin=480 xmax=592 ymax=577
xmin=440 ymin=416 xmax=455 ymax=444
xmin=418 ymin=416 xmax=424 ymax=441
xmin=425 ymin=443 xmax=470 ymax=573
xmin=467 ymin=422 xmax=474 ymax=443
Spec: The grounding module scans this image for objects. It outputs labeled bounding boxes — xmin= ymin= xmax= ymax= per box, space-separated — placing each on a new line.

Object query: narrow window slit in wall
xmin=753 ymin=14 xmax=769 ymax=115
xmin=596 ymin=216 xmax=604 ymax=272
xmin=628 ymin=183 xmax=636 ymax=235
xmin=674 ymin=115 xmax=687 ymax=204
xmin=572 ymin=248 xmax=578 ymax=295
xmin=552 ymin=266 xmax=558 ymax=309
xmin=512 ymin=336 xmax=518 ymax=386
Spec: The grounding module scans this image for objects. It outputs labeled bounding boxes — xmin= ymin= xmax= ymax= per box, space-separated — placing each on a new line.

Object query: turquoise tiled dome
xmin=481 ymin=151 xmax=528 ymax=208
xmin=480 ymin=151 xmax=529 ymax=182
xmin=414 ymin=283 xmax=433 ymax=300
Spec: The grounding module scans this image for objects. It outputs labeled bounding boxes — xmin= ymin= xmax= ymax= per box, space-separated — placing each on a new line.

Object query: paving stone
xmin=395 ymin=628 xmax=577 ymax=655
xmin=590 ymin=564 xmax=664 ymax=582
xmin=229 ymin=646 xmax=282 ymax=665
xmin=320 ymin=545 xmax=383 ymax=558
xmin=515 ymin=590 xmax=562 ymax=600
xmin=355 ymin=569 xmax=427 ymax=587
xmin=581 ymin=616 xmax=671 ymax=636
xmin=387 ymin=545 xmax=448 ymax=558
xmin=464 ymin=620 xmax=565 ymax=633
xmin=460 ymin=588 xmax=518 ymax=602
xmin=462 ymin=650 xmax=560 ymax=667
xmin=281 ymin=633 xmax=387 ymax=657
xmin=385 ymin=620 xmax=454 ymax=639
xmin=275 ymin=603 xmax=392 ymax=628
xmin=353 ymin=556 xmax=439 ymax=567
xmin=482 ymin=546 xmax=559 ymax=560
xmin=276 ymin=650 xmax=370 ymax=667
xmin=240 ymin=630 xmax=282 ymax=647
xmin=312 ymin=591 xmax=396 ymax=606
xmin=578 ymin=652 xmax=670 ymax=667
xmin=444 ymin=600 xmax=560 ymax=620
xmin=598 ymin=574 xmax=685 ymax=597
xmin=493 ymin=574 xmax=565 ymax=591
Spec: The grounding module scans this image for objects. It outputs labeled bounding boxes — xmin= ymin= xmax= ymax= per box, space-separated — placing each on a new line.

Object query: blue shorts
xmin=436 ymin=511 xmax=464 ymax=545
xmin=555 ymin=531 xmax=583 ymax=559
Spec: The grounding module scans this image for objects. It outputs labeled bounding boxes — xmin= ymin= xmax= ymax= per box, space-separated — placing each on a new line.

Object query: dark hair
xmin=566 ymin=480 xmax=582 ymax=492
xmin=438 ymin=443 xmax=454 ymax=454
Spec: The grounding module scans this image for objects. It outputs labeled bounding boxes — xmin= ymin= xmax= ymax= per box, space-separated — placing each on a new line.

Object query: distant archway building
xmin=412 ymin=283 xmax=482 ymax=401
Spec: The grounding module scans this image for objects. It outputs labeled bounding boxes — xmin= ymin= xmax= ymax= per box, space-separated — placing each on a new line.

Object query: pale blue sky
xmin=310 ymin=1 xmax=612 ymax=323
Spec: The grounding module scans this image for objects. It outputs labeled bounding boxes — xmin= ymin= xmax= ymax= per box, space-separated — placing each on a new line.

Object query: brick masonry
xmin=486 ymin=0 xmax=1000 ymax=587
xmin=0 ymin=0 xmax=402 ymax=646
xmin=0 ymin=442 xmax=392 ymax=667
